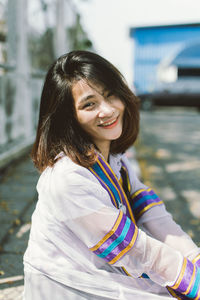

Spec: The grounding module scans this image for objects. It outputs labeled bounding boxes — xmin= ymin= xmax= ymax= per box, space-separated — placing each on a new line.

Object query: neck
xmin=95 ymin=141 xmax=110 ymax=162
xmin=100 ymin=148 xmax=109 ymax=162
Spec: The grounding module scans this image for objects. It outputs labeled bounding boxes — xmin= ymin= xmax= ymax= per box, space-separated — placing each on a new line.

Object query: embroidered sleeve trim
xmin=169 ymin=257 xmax=200 ymax=299
xmin=193 ymin=254 xmax=200 ymax=268
xmin=167 ymin=287 xmax=182 ymax=300
xmin=130 ymin=188 xmax=164 ymax=220
xmin=90 ymin=210 xmax=138 ymax=265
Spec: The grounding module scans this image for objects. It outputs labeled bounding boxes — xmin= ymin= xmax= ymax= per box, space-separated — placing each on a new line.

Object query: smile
xmin=98 ymin=116 xmax=119 ymax=128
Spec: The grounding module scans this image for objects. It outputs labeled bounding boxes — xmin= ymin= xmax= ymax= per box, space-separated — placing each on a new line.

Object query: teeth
xmin=101 ymin=118 xmax=117 ymax=126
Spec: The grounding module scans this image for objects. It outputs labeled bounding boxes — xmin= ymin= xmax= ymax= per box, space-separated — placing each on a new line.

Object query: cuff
xmin=193 ymin=254 xmax=200 ymax=269
xmin=169 ymin=257 xmax=200 ymax=299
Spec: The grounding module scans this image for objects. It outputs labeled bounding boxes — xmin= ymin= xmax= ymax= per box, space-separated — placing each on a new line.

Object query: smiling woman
xmin=72 ymin=79 xmax=125 ymax=160
xmin=23 ymin=50 xmax=200 ymax=300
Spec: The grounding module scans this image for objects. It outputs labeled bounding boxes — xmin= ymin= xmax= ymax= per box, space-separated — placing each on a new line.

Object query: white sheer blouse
xmin=23 ymin=153 xmax=199 ymax=300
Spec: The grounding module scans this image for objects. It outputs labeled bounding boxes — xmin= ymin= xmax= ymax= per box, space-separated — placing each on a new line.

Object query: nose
xmin=98 ymin=100 xmax=114 ymax=118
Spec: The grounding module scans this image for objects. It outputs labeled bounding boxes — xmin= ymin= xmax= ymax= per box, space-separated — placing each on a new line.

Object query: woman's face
xmin=72 ymin=80 xmax=125 ymax=153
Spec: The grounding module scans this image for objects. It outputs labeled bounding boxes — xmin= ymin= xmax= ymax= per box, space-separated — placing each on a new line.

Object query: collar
xmin=109 ymin=154 xmax=123 ymax=180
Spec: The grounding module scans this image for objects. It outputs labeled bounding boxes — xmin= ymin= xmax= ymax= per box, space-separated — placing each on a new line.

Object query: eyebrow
xmin=77 ymin=87 xmax=110 ymax=105
xmin=78 ymin=94 xmax=96 ymax=104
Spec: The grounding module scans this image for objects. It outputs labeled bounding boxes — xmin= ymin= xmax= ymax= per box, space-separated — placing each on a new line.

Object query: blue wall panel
xmin=130 ymin=24 xmax=200 ymax=96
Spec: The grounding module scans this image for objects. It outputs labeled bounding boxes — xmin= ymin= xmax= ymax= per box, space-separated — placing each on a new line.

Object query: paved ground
xmin=0 ymin=107 xmax=200 ymax=299
xmin=0 ymin=155 xmax=39 ymax=299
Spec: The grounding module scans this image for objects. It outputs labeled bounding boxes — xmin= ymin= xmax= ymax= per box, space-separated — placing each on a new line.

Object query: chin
xmin=110 ymin=131 xmax=123 ymax=141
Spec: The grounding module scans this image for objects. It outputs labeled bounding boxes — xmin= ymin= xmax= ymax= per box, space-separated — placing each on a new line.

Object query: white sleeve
xmin=46 ymin=159 xmax=183 ymax=287
xmin=139 ymin=206 xmax=200 ymax=260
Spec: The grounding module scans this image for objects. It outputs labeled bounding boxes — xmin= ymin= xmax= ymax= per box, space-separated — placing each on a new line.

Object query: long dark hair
xmin=31 ymin=50 xmax=140 ymax=171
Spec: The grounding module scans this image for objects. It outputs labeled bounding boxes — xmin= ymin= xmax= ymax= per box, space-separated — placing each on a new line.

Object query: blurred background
xmin=0 ymin=0 xmax=200 ymax=299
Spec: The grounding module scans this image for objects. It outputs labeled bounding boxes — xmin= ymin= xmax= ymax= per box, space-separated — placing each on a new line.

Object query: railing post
xmin=54 ymin=0 xmax=69 ymax=58
xmin=7 ymin=0 xmax=32 ymax=141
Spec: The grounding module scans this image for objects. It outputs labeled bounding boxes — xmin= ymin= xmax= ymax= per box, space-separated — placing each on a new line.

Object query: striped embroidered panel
xmin=131 ymin=188 xmax=163 ymax=221
xmin=89 ymin=155 xmax=136 ymax=224
xmin=90 ymin=210 xmax=138 ymax=265
xmin=169 ymin=257 xmax=200 ymax=299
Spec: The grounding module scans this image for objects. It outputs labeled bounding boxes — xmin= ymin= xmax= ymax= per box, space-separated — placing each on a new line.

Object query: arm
xmin=122 ymin=154 xmax=200 ymax=261
xmin=139 ymin=206 xmax=200 ymax=260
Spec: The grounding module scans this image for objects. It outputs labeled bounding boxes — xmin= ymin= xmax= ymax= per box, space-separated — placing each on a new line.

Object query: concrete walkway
xmin=0 ymin=154 xmax=39 ymax=299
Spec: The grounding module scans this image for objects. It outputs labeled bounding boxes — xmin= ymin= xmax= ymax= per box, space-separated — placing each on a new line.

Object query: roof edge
xmin=130 ymin=22 xmax=200 ymax=36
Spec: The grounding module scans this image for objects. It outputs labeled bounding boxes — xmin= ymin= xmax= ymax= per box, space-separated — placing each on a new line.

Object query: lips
xmin=98 ymin=116 xmax=119 ymax=128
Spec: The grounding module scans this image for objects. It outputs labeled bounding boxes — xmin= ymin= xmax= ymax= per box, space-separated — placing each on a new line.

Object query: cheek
xmin=76 ymin=110 xmax=87 ymax=125
xmin=76 ymin=111 xmax=94 ymax=128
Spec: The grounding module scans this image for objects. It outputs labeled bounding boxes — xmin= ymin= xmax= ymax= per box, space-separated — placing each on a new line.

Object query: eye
xmin=82 ymin=102 xmax=95 ymax=109
xmin=106 ymin=92 xmax=115 ymax=99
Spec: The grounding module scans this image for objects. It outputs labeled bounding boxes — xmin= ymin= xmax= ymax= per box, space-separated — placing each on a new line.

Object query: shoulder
xmin=42 ymin=155 xmax=96 ymax=182
xmin=37 ymin=154 xmax=109 ymax=197
xmin=36 ymin=155 xmax=113 ymax=220
xmin=109 ymin=152 xmax=142 ymax=185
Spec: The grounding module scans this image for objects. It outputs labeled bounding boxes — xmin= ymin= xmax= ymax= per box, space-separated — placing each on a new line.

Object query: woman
xmin=23 ymin=50 xmax=200 ymax=299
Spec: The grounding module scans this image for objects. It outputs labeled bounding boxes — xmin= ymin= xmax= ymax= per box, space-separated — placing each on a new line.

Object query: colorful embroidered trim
xmin=90 ymin=210 xmax=138 ymax=265
xmin=130 ymin=188 xmax=163 ymax=220
xmin=121 ymin=266 xmax=132 ymax=277
xmin=89 ymin=155 xmax=136 ymax=224
xmin=193 ymin=254 xmax=200 ymax=268
xmin=169 ymin=257 xmax=200 ymax=299
xmin=167 ymin=287 xmax=182 ymax=300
